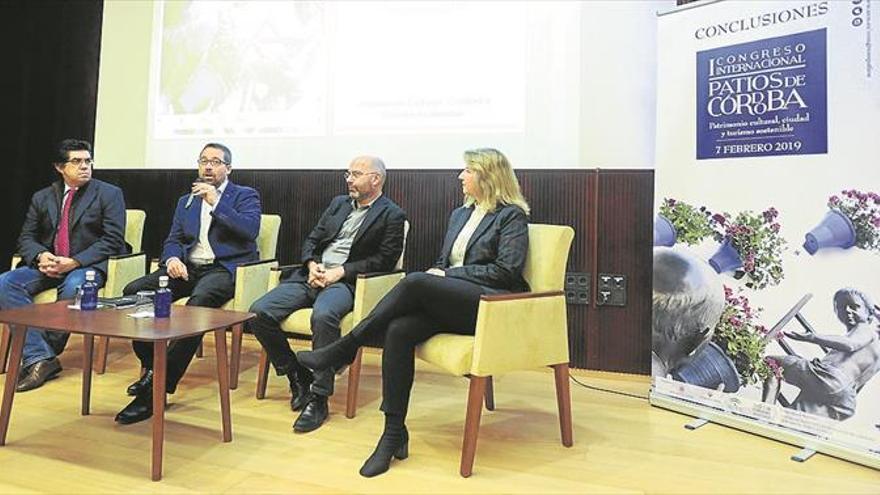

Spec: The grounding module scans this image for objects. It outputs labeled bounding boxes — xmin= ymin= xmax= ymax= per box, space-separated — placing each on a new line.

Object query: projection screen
xmin=95 ymin=0 xmax=585 ymax=169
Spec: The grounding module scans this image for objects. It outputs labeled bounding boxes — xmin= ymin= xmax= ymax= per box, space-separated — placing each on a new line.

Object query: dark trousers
xmin=124 ymin=263 xmax=234 ymax=393
xmin=350 ymin=272 xmax=485 ymax=418
xmin=249 ymin=279 xmax=354 ymax=396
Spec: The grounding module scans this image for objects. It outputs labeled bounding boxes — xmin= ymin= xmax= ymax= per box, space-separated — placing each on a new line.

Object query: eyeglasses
xmin=197 ymin=158 xmax=227 ymax=167
xmin=344 ymin=171 xmax=378 ymax=180
xmin=66 ymin=158 xmax=94 ymax=167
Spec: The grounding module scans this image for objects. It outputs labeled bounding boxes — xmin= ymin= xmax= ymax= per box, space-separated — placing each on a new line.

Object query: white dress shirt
xmin=188 ymin=180 xmax=227 ymax=265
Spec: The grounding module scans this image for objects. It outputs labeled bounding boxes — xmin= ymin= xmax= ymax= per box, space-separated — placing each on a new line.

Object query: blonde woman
xmin=298 ymin=148 xmax=530 ymax=477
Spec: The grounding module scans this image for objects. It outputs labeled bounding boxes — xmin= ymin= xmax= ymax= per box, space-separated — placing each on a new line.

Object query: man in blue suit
xmin=0 ymin=138 xmax=126 ymax=392
xmin=115 ymin=142 xmax=262 ymax=425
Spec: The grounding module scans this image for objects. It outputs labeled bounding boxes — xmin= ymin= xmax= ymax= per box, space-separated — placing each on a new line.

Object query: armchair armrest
xmin=351 ymin=270 xmax=406 ymax=324
xmin=102 ymin=252 xmax=147 ymax=297
xmin=110 ymin=252 xmax=147 ymax=261
xmin=358 ymin=269 xmax=405 ymax=279
xmin=268 ymin=263 xmax=303 ymax=291
xmin=470 ymin=291 xmax=569 ymax=376
xmin=232 ymin=259 xmax=279 ymax=312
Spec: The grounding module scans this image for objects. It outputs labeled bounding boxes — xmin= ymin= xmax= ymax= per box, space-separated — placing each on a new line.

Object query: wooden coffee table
xmin=0 ymin=301 xmax=254 ymax=481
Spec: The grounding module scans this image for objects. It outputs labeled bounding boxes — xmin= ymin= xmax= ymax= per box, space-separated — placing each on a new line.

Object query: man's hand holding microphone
xmin=185 ymin=177 xmax=218 ymax=208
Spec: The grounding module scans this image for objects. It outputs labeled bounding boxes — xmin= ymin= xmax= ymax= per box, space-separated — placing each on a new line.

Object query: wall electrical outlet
xmin=564 ymin=272 xmax=590 ymax=305
xmin=597 ymin=273 xmax=626 ymax=306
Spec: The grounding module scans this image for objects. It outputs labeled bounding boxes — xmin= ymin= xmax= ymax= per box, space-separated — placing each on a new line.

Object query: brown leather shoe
xmin=16 ymin=358 xmax=62 ymax=392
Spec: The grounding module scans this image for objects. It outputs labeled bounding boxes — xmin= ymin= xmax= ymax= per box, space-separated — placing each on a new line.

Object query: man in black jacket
xmin=0 ymin=139 xmax=126 ymax=391
xmin=250 ymin=156 xmax=406 ymax=432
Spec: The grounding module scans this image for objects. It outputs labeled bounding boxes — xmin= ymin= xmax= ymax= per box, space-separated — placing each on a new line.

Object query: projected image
xmin=97 ymin=1 xmax=582 ymax=168
xmin=332 ymin=2 xmax=526 ymax=134
xmin=155 ymin=1 xmax=327 ymax=138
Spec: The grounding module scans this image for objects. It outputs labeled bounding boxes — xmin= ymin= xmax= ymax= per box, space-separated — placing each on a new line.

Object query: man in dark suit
xmin=250 ymin=156 xmax=406 ymax=433
xmin=115 ymin=142 xmax=262 ymax=425
xmin=0 ymin=138 xmax=126 ymax=392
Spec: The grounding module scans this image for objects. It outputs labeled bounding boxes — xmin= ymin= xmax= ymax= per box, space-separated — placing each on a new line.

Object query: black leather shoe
xmin=293 ymin=394 xmax=328 ymax=433
xmin=115 ymin=391 xmax=153 ymax=425
xmin=126 ymin=369 xmax=153 ymax=396
xmin=16 ymin=358 xmax=62 ymax=392
xmin=360 ymin=427 xmax=409 ymax=477
xmin=290 ymin=380 xmax=311 ymax=412
xmin=297 ymin=334 xmax=359 ymax=372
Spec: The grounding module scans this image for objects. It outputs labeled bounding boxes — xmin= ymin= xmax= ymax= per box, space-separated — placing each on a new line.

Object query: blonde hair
xmin=462 ymin=148 xmax=530 ymax=215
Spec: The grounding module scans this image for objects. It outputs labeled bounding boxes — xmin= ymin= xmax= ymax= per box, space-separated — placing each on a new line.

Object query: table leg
xmin=151 ymin=339 xmax=167 ymax=481
xmin=0 ymin=325 xmax=26 ymax=445
xmin=213 ymin=328 xmax=232 ymax=442
xmin=81 ymin=335 xmax=94 ymax=415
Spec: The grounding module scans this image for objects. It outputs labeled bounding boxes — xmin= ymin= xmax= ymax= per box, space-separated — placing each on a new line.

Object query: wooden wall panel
xmin=94 ymin=168 xmax=652 ymax=373
xmin=517 ymin=170 xmax=595 ymax=369
xmin=595 ymin=171 xmax=654 ymax=374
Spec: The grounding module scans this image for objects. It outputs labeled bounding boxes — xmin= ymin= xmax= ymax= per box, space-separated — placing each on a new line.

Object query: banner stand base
xmin=792 ymin=448 xmax=818 ymax=463
xmin=651 ymin=394 xmax=880 ymax=471
xmin=684 ymin=418 xmax=710 ymax=430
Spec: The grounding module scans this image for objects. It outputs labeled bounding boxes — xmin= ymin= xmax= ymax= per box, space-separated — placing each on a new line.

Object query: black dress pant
xmin=350 ymin=272 xmax=487 ymax=418
xmin=124 ymin=263 xmax=234 ymax=393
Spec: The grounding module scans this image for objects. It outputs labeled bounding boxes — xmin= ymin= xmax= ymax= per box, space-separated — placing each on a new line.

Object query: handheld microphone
xmin=185 ymin=177 xmax=212 ymax=209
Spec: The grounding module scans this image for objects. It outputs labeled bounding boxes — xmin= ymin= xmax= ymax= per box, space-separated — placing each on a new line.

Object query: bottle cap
xmin=159 ymin=275 xmax=169 ymax=287
xmin=85 ymin=270 xmax=95 ymax=281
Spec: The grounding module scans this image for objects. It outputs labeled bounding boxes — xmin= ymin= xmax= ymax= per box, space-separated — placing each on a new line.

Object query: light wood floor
xmin=0 ymin=334 xmax=877 ymax=494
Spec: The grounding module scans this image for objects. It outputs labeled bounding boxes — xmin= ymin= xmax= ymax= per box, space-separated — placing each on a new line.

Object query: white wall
xmin=580 ymin=1 xmax=675 ymax=169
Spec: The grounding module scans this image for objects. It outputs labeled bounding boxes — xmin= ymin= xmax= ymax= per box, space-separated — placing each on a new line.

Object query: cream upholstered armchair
xmin=1 ymin=209 xmax=147 ymax=374
xmin=120 ymin=214 xmax=281 ymax=386
xmin=254 ymin=221 xmax=409 ymax=419
xmin=414 ymin=223 xmax=575 ymax=477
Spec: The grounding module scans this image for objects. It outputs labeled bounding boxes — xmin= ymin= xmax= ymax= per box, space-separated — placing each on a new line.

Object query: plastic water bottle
xmin=154 ymin=275 xmax=172 ymax=318
xmin=80 ymin=270 xmax=98 ymax=311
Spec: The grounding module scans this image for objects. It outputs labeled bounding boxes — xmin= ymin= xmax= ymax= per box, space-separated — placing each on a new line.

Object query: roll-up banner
xmin=652 ymin=0 xmax=879 ymax=469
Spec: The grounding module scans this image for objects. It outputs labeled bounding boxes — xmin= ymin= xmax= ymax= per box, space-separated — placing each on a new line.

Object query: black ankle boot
xmin=359 ymin=426 xmax=409 ymax=477
xmin=288 ymin=370 xmax=312 ymax=412
xmin=297 ymin=333 xmax=359 ymax=372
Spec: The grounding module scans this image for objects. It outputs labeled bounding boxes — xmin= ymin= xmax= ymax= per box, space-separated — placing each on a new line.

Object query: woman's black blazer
xmin=433 ymin=203 xmax=529 ymax=294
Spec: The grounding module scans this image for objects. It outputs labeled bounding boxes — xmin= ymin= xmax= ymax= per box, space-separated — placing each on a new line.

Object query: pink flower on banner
xmin=765 ymin=357 xmax=783 ymax=380
xmin=713 ymin=287 xmax=773 ymax=385
xmin=828 ymin=189 xmax=880 ymax=253
xmin=713 ymin=209 xmax=787 ymax=290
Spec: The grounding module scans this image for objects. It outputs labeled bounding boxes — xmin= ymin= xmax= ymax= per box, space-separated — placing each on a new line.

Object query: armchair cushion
xmin=32 ymin=289 xmax=58 ymax=305
xmin=415 ymin=334 xmax=475 ymax=376
xmin=276 ymin=271 xmax=404 ymax=337
xmin=280 ymin=310 xmax=354 ymax=337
